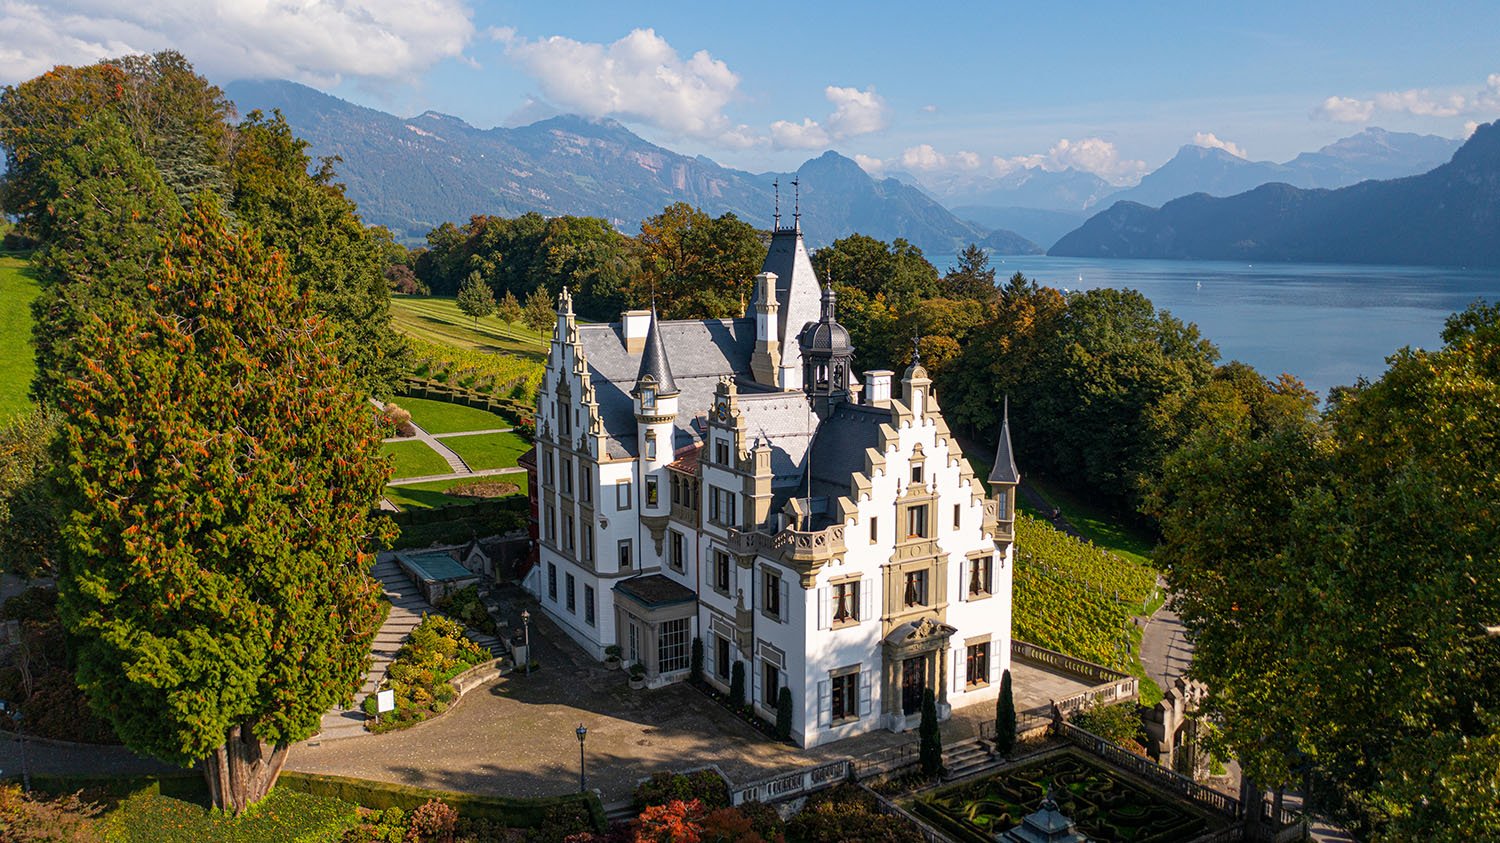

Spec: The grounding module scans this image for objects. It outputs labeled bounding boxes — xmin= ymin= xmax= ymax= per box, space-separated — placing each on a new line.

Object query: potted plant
xmin=628 ymin=663 xmax=647 ymax=690
xmin=604 ymin=644 xmax=622 ymax=670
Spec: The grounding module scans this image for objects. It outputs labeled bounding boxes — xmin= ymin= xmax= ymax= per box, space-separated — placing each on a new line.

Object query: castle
xmin=525 ymin=213 xmax=1018 ymax=747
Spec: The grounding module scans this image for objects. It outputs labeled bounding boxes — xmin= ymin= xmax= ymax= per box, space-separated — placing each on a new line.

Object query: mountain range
xmin=224 ymin=79 xmax=1039 ymax=255
xmin=1050 ymin=120 xmax=1500 ymax=267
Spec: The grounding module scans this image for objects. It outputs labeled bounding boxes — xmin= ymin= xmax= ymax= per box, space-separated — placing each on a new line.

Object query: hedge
xmin=279 ymin=772 xmax=605 ymax=832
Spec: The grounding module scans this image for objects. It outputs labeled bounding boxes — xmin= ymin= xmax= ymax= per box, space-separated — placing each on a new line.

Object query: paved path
xmin=385 ymin=428 xmax=514 ymax=443
xmin=1140 ymin=603 xmax=1194 ymax=692
xmin=385 ymin=466 xmax=526 ymax=487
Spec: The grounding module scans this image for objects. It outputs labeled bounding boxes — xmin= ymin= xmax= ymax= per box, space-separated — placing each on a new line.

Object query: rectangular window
xmin=659 ymin=618 xmax=690 ymax=673
xmin=763 ymin=662 xmax=780 ymax=707
xmin=910 ymin=463 xmax=923 ymax=484
xmin=581 ymin=524 xmax=594 ymax=563
xmin=715 ymin=438 xmax=731 ymax=465
xmin=953 ymin=504 xmax=962 ymax=529
xmin=547 ymin=563 xmax=557 ymax=601
xmin=646 ymin=476 xmax=659 ymax=506
xmin=969 ymin=556 xmax=993 ymax=597
xmin=763 ymin=570 xmax=782 ymax=620
xmin=645 ymin=433 xmax=657 ymax=460
xmin=565 ymin=573 xmax=576 ymax=613
xmin=544 ymin=507 xmax=556 ymax=542
xmin=616 ymin=481 xmax=632 ymax=510
xmin=581 ymin=465 xmax=592 ymax=503
xmin=869 ymin=517 xmax=878 ymax=545
xmin=996 ymin=489 xmax=1008 ymax=517
xmin=830 ymin=672 xmax=859 ymax=722
xmin=618 ymin=539 xmax=633 ymax=570
xmin=904 ymin=570 xmax=929 ymax=607
xmin=713 ymin=549 xmax=731 ymax=593
xmin=542 ymin=450 xmax=553 ymax=486
xmin=628 ymin=622 xmax=638 ymax=663
xmin=906 ymin=504 xmax=928 ymax=539
xmin=671 ymin=477 xmax=682 ymax=506
xmin=833 ymin=580 xmax=860 ymax=625
xmin=670 ymin=531 xmax=685 ymax=572
xmin=584 ymin=585 xmax=596 ymax=626
xmin=561 ymin=457 xmax=573 ymax=496
xmin=715 ymin=635 xmax=731 ymax=680
xmin=710 ymin=487 xmax=736 ymax=526
xmin=966 ymin=642 xmax=991 ymax=687
xmin=563 ymin=513 xmax=575 ymax=552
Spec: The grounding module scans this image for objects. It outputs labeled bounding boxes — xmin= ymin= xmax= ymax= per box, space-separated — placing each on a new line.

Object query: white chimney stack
xmin=864 ymin=370 xmax=893 ymax=405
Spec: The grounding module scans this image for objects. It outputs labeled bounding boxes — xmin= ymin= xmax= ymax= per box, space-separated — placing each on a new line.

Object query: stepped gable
xmin=576 ymin=317 xmax=756 ymax=458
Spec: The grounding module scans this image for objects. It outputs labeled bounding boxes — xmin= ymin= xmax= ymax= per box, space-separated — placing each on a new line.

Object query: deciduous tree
xmin=456 ymin=271 xmax=496 ymax=327
xmin=53 ymin=200 xmax=391 ymax=812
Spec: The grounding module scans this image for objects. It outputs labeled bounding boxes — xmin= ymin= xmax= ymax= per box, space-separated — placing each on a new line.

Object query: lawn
xmin=102 ymin=785 xmax=357 ymax=842
xmin=381 ymin=440 xmax=451 ymax=479
xmin=394 ymin=395 xmax=509 ymax=434
xmin=440 ymin=431 xmax=532 ymax=471
xmin=390 ymin=295 xmax=549 ymax=358
xmin=1023 ymin=475 xmax=1158 ymax=568
xmin=0 ymin=254 xmax=39 ymax=418
xmin=383 ymin=474 xmax=528 ymax=510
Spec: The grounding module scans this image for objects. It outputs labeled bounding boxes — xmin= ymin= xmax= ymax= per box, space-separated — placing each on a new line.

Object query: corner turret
xmin=988 ymin=397 xmax=1020 ymax=524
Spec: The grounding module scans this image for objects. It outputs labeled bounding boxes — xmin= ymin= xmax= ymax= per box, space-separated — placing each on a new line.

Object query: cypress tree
xmin=775 ymin=686 xmax=794 ymax=741
xmin=690 ymin=637 xmax=703 ymax=684
xmin=730 ymin=660 xmax=746 ymax=709
xmin=920 ymin=688 xmax=943 ymax=778
xmin=995 ymin=668 xmax=1017 ymax=756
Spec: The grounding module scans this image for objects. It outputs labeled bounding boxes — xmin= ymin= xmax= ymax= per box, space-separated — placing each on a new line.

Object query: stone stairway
xmin=942 ymin=737 xmax=997 ymax=781
xmin=314 ymin=556 xmax=433 ymax=740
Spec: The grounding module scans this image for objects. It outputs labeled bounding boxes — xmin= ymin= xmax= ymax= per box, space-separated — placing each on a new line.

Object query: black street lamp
xmin=576 ymin=723 xmax=588 ymax=793
xmin=521 ymin=609 xmax=531 ymax=676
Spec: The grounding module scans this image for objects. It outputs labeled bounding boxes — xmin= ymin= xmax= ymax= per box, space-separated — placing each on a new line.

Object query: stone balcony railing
xmin=727 ymin=523 xmax=846 ymax=565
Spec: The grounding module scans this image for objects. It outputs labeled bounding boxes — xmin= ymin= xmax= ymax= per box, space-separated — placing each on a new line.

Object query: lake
xmin=929 ymin=255 xmax=1500 ymax=398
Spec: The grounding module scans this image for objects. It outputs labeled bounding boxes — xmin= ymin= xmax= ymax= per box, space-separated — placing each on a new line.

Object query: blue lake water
xmin=928 ymin=255 xmax=1500 ymax=398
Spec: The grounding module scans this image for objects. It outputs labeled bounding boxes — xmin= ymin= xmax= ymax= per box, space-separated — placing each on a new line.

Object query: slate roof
xmin=736 ymin=391 xmax=816 ymax=487
xmin=613 ymin=574 xmax=698 ymax=608
xmin=634 ymin=309 xmax=678 ymax=396
xmin=761 ymin=227 xmax=823 ymax=376
xmin=576 ymin=318 xmax=756 ymax=458
xmin=988 ymin=400 xmax=1021 ymax=485
xmin=805 ymin=402 xmax=889 ymax=501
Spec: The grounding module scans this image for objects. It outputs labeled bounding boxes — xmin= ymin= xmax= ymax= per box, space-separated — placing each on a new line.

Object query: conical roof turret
xmin=634 ymin=307 xmax=678 ymax=397
xmin=988 ymin=396 xmax=1021 ymax=485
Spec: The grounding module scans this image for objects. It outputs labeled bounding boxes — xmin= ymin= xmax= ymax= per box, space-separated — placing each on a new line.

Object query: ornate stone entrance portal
xmin=883 ymin=616 xmax=957 ymax=730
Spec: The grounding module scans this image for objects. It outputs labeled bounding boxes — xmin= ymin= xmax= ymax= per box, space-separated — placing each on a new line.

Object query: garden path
xmin=384 ymin=466 xmax=526 ymax=486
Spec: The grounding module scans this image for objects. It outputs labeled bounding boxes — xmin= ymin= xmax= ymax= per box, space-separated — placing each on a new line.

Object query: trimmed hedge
xmin=633 ymin=769 xmax=731 ymax=813
xmin=280 ymin=772 xmax=604 ymax=832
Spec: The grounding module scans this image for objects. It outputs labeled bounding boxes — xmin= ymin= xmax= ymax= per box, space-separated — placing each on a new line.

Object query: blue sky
xmin=8 ymin=1 xmax=1499 ymax=183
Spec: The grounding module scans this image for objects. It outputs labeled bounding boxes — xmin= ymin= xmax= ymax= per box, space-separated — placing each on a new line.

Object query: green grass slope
xmin=0 ymin=255 xmax=39 ymax=417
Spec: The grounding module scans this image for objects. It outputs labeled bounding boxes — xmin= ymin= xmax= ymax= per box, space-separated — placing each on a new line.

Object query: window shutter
xmin=752 ymin=659 xmax=762 ymax=708
xmin=861 ymin=579 xmax=874 ymax=623
xmin=952 ymin=649 xmax=962 ymax=694
xmin=957 ymin=559 xmax=969 ymax=602
xmin=779 ymin=579 xmax=790 ymax=623
xmin=705 ymin=635 xmax=716 ymax=679
xmin=817 ymin=587 xmax=830 ymax=629
xmin=859 ymin=670 xmax=873 ymax=717
xmin=818 ymin=679 xmax=831 ymax=727
xmin=989 ymin=641 xmax=1001 ymax=687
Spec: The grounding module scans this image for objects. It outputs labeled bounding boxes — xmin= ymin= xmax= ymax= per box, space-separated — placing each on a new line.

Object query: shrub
xmin=995 ymin=669 xmax=1017 ymax=756
xmin=0 ymin=587 xmax=118 ymax=744
xmin=383 ymin=402 xmax=415 ymax=437
xmin=775 ymin=687 xmax=794 ymax=741
xmin=0 ymin=783 xmax=103 ymax=841
xmin=919 ymin=689 xmax=942 ymax=778
xmin=1072 ymin=701 xmax=1145 ymax=751
xmin=690 ymin=637 xmax=704 ymax=684
xmin=786 ymin=785 xmax=921 ymax=843
xmin=367 ymin=614 xmax=488 ymax=733
xmin=436 ymin=584 xmax=499 ymax=636
xmin=633 ymin=799 xmax=706 ymax=843
xmin=408 ymin=799 xmax=459 ymax=842
xmin=633 ymin=771 xmax=730 ymax=812
xmin=725 ymin=801 xmax=785 ymax=843
xmin=729 ymin=661 xmax=746 ymax=709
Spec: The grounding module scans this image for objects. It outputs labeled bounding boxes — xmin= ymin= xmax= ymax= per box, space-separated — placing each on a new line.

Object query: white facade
xmin=526 ymin=223 xmax=1018 ymax=747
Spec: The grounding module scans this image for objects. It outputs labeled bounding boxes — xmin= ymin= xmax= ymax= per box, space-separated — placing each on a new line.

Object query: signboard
xmin=376 ymin=689 xmax=395 ymax=714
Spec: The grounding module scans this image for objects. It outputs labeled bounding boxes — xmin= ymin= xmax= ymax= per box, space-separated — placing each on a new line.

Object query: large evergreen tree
xmin=53 ymin=201 xmax=391 ymax=812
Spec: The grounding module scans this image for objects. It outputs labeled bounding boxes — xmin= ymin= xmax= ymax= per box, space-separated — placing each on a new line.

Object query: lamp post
xmin=576 ymin=723 xmax=588 ymax=793
xmin=521 ymin=609 xmax=531 ymax=676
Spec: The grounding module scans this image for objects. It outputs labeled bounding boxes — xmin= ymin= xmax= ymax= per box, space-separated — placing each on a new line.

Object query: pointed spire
xmin=773 ymin=177 xmax=781 ymax=229
xmin=820 ymin=284 xmax=837 ymax=322
xmin=989 ymin=395 xmax=1020 ymax=485
xmin=634 ymin=307 xmax=678 ymax=397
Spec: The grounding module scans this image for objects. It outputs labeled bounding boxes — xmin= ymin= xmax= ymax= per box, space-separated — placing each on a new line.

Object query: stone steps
xmin=943 ymin=738 xmax=997 ymax=781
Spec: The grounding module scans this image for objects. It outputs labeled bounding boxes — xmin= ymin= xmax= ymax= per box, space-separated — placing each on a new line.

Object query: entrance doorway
xmin=901 ymin=655 xmax=927 ymax=716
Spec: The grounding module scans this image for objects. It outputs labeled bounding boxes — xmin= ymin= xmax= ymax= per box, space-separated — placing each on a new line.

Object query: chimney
xmin=864 ymin=370 xmax=893 ymax=406
xmin=622 ymin=310 xmax=651 ymax=353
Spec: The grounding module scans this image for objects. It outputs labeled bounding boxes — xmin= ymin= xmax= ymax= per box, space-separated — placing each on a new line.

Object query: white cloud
xmin=1191 ymin=131 xmax=1247 ymax=159
xmin=0 ymin=0 xmax=475 ymax=87
xmin=1041 ymin=137 xmax=1147 ymax=183
xmin=1316 ymin=73 xmax=1500 ymax=124
xmin=769 ymin=117 xmax=830 ymax=149
xmin=499 ymin=27 xmax=745 ymax=143
xmin=853 ymin=153 xmax=886 ymax=174
xmin=824 ymin=85 xmax=888 ymax=137
xmin=899 ymin=143 xmax=947 ymax=171
xmin=889 ymin=136 xmax=1145 ymax=185
xmin=1464 ymin=120 xmax=1481 ymax=138
xmin=920 ymin=104 xmax=938 ymax=113
xmin=1315 ymin=95 xmax=1376 ymax=123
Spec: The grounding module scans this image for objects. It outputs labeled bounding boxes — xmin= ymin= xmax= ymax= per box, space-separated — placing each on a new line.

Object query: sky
xmin=5 ymin=1 xmax=1499 ymax=186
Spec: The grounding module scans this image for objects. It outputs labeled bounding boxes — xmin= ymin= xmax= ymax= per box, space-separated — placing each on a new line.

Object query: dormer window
xmin=642 ymin=387 xmax=656 ymax=409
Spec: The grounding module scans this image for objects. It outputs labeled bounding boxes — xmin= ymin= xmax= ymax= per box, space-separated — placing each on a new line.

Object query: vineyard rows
xmin=408 ymin=336 xmax=545 ymax=404
xmin=1013 ymin=514 xmax=1158 ymax=667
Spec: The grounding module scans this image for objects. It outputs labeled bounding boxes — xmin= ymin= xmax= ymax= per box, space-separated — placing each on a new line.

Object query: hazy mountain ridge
xmin=224 ymin=79 xmax=1039 ymax=254
xmin=1049 ymin=121 xmax=1500 ymax=267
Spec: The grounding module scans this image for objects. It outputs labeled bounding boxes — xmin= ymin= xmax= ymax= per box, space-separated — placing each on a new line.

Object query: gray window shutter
xmin=818 ymin=679 xmax=831 ymax=727
xmin=861 ymin=578 xmax=874 ymax=623
xmin=958 ymin=559 xmax=969 ymax=602
xmin=817 ymin=586 xmax=830 ymax=629
xmin=859 ymin=669 xmax=873 ymax=717
xmin=989 ymin=640 xmax=1001 ymax=686
xmin=780 ymin=579 xmax=790 ymax=623
xmin=705 ymin=634 xmax=716 ymax=678
xmin=752 ymin=659 xmax=762 ymax=707
xmin=952 ymin=649 xmax=961 ymax=694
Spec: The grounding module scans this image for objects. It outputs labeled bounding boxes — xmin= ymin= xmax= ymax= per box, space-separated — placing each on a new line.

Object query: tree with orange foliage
xmin=633 ymin=798 xmax=706 ymax=843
